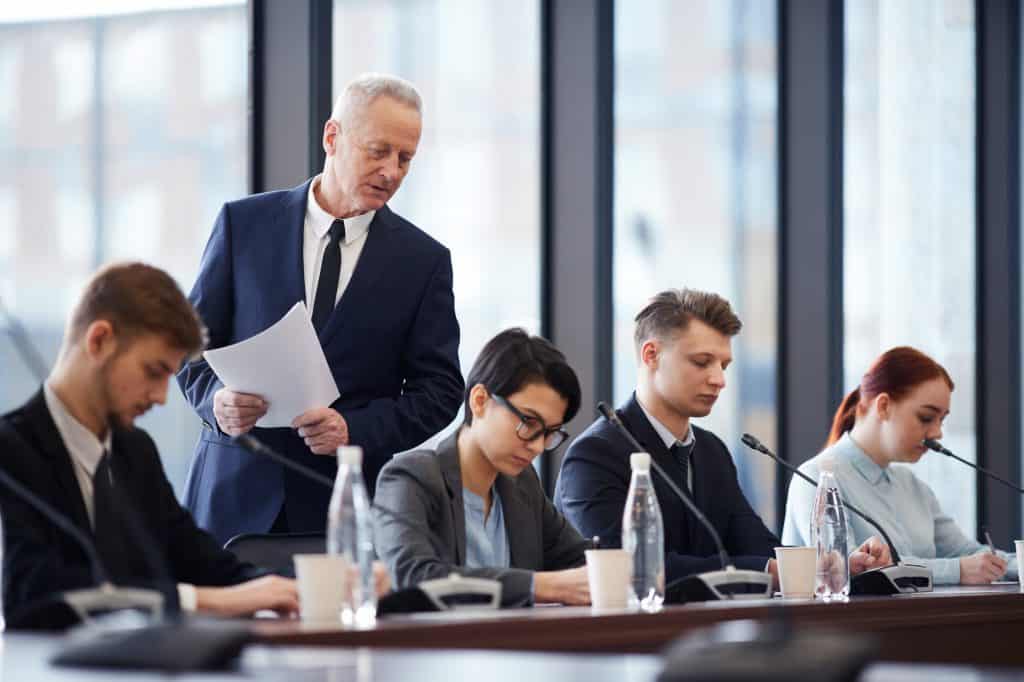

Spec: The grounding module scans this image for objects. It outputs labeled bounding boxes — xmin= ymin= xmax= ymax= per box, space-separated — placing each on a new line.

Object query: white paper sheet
xmin=202 ymin=301 xmax=340 ymax=428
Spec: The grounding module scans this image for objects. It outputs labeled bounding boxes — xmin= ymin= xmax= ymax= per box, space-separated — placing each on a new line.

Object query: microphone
xmin=922 ymin=438 xmax=1024 ymax=494
xmin=741 ymin=433 xmax=933 ymax=596
xmin=233 ymin=433 xmax=503 ymax=612
xmin=596 ymin=402 xmax=773 ymax=602
xmin=0 ymin=294 xmax=49 ymax=381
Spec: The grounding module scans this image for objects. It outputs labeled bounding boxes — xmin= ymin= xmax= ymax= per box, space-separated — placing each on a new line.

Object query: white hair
xmin=331 ymin=73 xmax=422 ymax=127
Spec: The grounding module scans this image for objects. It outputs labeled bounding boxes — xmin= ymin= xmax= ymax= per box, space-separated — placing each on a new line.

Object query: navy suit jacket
xmin=178 ymin=180 xmax=463 ymax=545
xmin=553 ymin=395 xmax=778 ymax=581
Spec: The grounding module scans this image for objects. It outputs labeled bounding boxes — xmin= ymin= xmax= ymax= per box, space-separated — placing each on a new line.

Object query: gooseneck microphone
xmin=922 ymin=438 xmax=1024 ymax=495
xmin=0 ymin=294 xmax=49 ymax=381
xmin=741 ymin=433 xmax=933 ymax=595
xmin=597 ymin=403 xmax=773 ymax=602
xmin=741 ymin=434 xmax=903 ymax=563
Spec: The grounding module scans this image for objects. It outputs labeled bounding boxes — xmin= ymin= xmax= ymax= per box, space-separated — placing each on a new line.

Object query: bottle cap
xmin=630 ymin=452 xmax=651 ymax=471
xmin=338 ymin=445 xmax=363 ymax=467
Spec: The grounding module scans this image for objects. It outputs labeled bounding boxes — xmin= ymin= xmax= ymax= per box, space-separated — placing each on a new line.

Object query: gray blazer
xmin=373 ymin=432 xmax=588 ymax=606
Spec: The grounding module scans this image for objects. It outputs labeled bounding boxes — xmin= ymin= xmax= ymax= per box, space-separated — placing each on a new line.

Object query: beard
xmin=97 ymin=358 xmax=138 ymax=433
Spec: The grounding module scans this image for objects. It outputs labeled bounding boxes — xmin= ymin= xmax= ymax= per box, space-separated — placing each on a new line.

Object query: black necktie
xmin=670 ymin=441 xmax=692 ymax=493
xmin=311 ymin=219 xmax=345 ymax=332
xmin=92 ymin=451 xmax=136 ymax=581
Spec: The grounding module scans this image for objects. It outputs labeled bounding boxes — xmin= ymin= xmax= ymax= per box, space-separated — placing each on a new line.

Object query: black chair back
xmin=223 ymin=532 xmax=326 ymax=577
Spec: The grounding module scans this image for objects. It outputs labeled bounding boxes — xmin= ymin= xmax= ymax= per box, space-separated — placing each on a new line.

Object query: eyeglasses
xmin=492 ymin=394 xmax=570 ymax=451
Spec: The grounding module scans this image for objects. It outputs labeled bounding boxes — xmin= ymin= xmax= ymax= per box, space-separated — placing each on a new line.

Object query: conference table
xmin=6 ymin=635 xmax=1024 ymax=682
xmin=254 ymin=584 xmax=1024 ymax=666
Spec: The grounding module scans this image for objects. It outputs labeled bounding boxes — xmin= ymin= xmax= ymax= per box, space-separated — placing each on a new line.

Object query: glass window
xmin=0 ymin=2 xmax=248 ymax=498
xmin=613 ymin=1 xmax=779 ymax=527
xmin=844 ymin=1 xmax=976 ymax=533
xmin=332 ymin=0 xmax=542 ymax=444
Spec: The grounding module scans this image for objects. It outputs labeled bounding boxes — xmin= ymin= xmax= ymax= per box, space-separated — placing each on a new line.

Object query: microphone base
xmin=379 ymin=574 xmax=502 ymax=614
xmin=850 ymin=563 xmax=933 ymax=596
xmin=666 ymin=567 xmax=774 ymax=603
xmin=63 ymin=585 xmax=166 ymax=623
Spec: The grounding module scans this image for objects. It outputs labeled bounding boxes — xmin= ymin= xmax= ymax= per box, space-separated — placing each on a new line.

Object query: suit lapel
xmin=496 ymin=474 xmax=532 ymax=568
xmin=619 ymin=395 xmax=691 ymax=544
xmin=437 ymin=433 xmax=467 ymax=564
xmin=270 ymin=180 xmax=310 ymax=317
xmin=22 ymin=390 xmax=92 ymax=535
xmin=687 ymin=430 xmax=711 ymax=551
xmin=318 ymin=205 xmax=398 ymax=347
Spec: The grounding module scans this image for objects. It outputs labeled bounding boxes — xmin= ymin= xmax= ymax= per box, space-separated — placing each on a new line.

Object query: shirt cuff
xmin=177 ymin=583 xmax=198 ymax=612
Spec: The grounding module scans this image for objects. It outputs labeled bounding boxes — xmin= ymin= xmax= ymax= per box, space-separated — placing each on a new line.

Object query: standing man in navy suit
xmin=178 ymin=73 xmax=463 ymax=545
xmin=554 ymin=289 xmax=889 ymax=587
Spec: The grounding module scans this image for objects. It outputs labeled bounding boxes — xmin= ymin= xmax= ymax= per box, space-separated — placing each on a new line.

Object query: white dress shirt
xmin=42 ymin=382 xmax=197 ymax=611
xmin=303 ymin=175 xmax=375 ymax=310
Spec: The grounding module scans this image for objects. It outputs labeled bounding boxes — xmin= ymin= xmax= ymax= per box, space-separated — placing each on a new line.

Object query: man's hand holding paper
xmin=213 ymin=388 xmax=269 ymax=437
xmin=202 ymin=302 xmax=341 ymax=431
xmin=292 ymin=407 xmax=349 ymax=454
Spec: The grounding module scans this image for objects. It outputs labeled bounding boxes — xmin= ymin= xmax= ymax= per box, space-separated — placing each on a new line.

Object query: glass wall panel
xmin=613 ymin=0 xmax=779 ymax=527
xmin=0 ymin=2 xmax=248 ymax=497
xmin=844 ymin=0 xmax=976 ymax=534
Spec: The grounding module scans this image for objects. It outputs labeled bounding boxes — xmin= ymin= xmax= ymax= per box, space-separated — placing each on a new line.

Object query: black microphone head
xmin=921 ymin=438 xmax=948 ymax=454
xmin=596 ymin=402 xmax=615 ymax=421
xmin=741 ymin=433 xmax=770 ymax=454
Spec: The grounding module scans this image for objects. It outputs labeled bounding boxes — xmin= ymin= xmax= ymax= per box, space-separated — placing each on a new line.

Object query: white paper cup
xmin=585 ymin=548 xmax=631 ymax=609
xmin=1015 ymin=541 xmax=1024 ymax=593
xmin=294 ymin=554 xmax=350 ymax=622
xmin=774 ymin=546 xmax=817 ymax=598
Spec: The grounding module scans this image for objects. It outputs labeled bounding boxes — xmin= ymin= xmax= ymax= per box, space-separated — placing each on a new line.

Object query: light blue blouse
xmin=463 ymin=486 xmax=510 ymax=570
xmin=781 ymin=433 xmax=1018 ymax=585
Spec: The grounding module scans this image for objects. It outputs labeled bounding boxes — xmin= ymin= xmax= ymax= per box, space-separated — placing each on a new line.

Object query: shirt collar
xmin=43 ymin=382 xmax=112 ymax=477
xmin=837 ymin=432 xmax=890 ymax=485
xmin=306 ymin=175 xmax=375 ymax=244
xmin=637 ymin=399 xmax=694 ymax=451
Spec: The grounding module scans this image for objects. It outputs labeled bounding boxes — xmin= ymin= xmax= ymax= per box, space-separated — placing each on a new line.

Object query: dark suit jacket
xmin=177 ymin=179 xmax=464 ymax=544
xmin=554 ymin=394 xmax=778 ymax=581
xmin=373 ymin=432 xmax=588 ymax=607
xmin=0 ymin=390 xmax=263 ymax=625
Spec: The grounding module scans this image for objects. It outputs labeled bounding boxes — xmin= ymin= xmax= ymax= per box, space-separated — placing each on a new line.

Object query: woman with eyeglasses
xmin=372 ymin=328 xmax=591 ymax=606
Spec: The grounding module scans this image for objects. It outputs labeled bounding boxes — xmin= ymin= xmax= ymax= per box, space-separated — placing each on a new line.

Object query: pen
xmin=984 ymin=529 xmax=997 ymax=555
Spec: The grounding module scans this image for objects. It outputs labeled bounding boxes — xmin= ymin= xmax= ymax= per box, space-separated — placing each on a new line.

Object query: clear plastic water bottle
xmin=327 ymin=445 xmax=376 ymax=626
xmin=810 ymin=460 xmax=850 ymax=602
xmin=622 ymin=452 xmax=664 ymax=612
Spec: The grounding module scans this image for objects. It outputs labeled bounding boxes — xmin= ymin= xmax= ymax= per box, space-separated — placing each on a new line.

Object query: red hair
xmin=826 ymin=346 xmax=954 ymax=446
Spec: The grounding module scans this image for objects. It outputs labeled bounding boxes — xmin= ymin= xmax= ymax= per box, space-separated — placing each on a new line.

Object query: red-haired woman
xmin=782 ymin=347 xmax=1017 ymax=585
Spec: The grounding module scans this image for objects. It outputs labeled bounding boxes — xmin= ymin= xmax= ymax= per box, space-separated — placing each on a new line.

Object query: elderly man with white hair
xmin=178 ymin=73 xmax=464 ymax=545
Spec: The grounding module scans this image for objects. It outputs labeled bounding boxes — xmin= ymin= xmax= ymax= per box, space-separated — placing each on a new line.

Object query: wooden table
xmin=254 ymin=584 xmax=1024 ymax=666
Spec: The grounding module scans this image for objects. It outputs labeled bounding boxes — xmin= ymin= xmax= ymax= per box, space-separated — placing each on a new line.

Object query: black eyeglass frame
xmin=491 ymin=394 xmax=570 ymax=452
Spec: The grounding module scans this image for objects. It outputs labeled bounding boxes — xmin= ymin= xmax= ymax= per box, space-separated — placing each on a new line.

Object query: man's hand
xmin=373 ymin=561 xmax=391 ymax=597
xmin=292 ymin=408 xmax=348 ymax=455
xmin=213 ymin=388 xmax=268 ymax=437
xmin=960 ymin=552 xmax=1008 ymax=584
xmin=534 ymin=566 xmax=591 ymax=605
xmin=849 ymin=535 xmax=893 ymax=575
xmin=766 ymin=558 xmax=780 ymax=590
xmin=195 ymin=575 xmax=298 ymax=617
